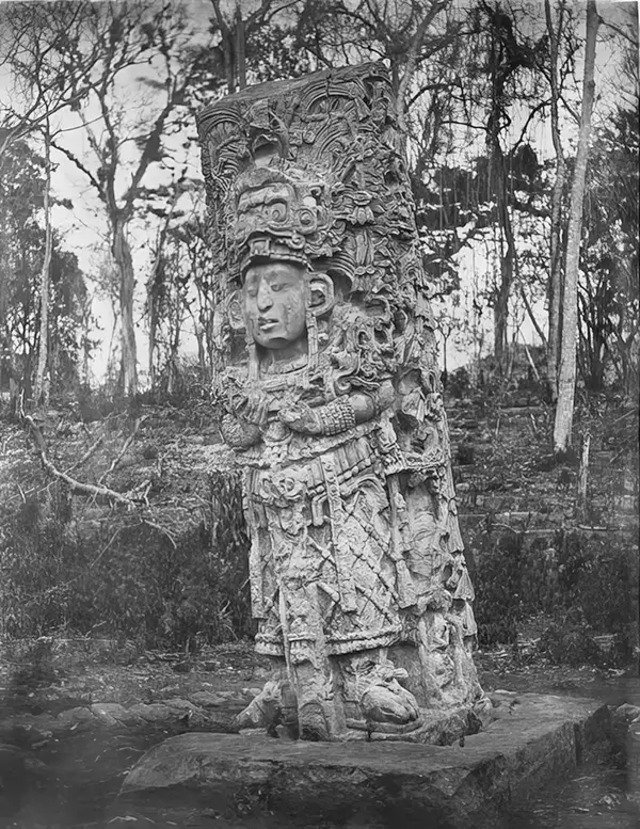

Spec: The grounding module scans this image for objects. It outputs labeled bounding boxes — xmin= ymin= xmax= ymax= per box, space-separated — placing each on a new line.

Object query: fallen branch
xmin=65 ymin=432 xmax=104 ymax=474
xmin=141 ymin=519 xmax=177 ymax=549
xmin=98 ymin=415 xmax=148 ymax=485
xmin=20 ymin=409 xmax=145 ymax=509
xmin=89 ymin=527 xmax=124 ymax=568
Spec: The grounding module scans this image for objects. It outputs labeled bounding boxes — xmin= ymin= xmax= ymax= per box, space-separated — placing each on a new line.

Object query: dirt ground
xmin=0 ymin=641 xmax=638 ymax=829
xmin=1 ymin=639 xmax=634 ymax=724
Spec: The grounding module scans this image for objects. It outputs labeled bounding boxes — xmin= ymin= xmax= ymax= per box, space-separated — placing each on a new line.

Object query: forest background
xmin=0 ymin=0 xmax=638 ymax=665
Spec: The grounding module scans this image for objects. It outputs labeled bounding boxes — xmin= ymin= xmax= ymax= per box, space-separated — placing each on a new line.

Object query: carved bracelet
xmin=320 ymin=399 xmax=356 ymax=435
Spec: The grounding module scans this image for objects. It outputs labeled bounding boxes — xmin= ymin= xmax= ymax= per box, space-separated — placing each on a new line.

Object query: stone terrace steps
xmin=445 ymin=393 xmax=638 ymax=531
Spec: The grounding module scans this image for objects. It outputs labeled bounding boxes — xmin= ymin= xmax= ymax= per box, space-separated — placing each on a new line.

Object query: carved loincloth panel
xmin=246 ymin=459 xmax=403 ymax=662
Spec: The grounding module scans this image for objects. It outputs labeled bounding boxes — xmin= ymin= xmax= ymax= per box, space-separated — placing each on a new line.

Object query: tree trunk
xmin=491 ymin=145 xmax=515 ymax=375
xmin=577 ymin=430 xmax=591 ymax=520
xmin=486 ymin=23 xmax=516 ymax=377
xmin=211 ymin=0 xmax=236 ymax=93
xmin=113 ymin=219 xmax=138 ymax=396
xmin=236 ymin=7 xmax=246 ymax=90
xmin=545 ymin=0 xmax=566 ymax=402
xmin=553 ymin=0 xmax=599 ymax=455
xmin=494 ymin=245 xmax=512 ymax=371
xmin=33 ymin=124 xmax=53 ymax=406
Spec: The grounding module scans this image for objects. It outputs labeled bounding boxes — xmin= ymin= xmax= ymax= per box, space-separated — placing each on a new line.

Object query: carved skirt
xmin=243 ymin=432 xmax=404 ymax=663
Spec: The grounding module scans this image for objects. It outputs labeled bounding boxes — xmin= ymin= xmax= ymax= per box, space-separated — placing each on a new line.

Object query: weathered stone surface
xmin=90 ymin=702 xmax=127 ymax=725
xmin=611 ymin=702 xmax=640 ymax=783
xmin=189 ymin=691 xmax=224 ymax=708
xmin=163 ymin=698 xmax=198 ymax=715
xmin=614 ymin=703 xmax=640 ymax=724
xmin=55 ymin=706 xmax=96 ymax=728
xmin=128 ymin=703 xmax=172 ymax=723
xmin=121 ymin=694 xmax=611 ymax=827
xmin=197 ymin=61 xmax=482 ymax=742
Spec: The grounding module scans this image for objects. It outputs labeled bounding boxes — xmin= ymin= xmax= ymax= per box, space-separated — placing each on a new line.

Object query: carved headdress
xmin=232 ymin=167 xmax=334 ymax=277
xmin=197 ymin=62 xmax=437 ymax=378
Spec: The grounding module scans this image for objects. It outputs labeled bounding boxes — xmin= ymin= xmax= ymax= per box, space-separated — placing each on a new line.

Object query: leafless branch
xmin=50 ymin=139 xmax=103 ymax=193
xmin=600 ymin=18 xmax=637 ymax=47
xmin=396 ymin=1 xmax=452 ymax=127
xmin=64 ymin=434 xmax=105 ymax=474
xmin=98 ymin=415 xmax=148 ymax=485
xmin=20 ymin=408 xmax=145 ymax=508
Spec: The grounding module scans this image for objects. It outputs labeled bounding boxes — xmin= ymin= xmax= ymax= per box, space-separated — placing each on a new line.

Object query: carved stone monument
xmin=197 ymin=63 xmax=484 ymax=741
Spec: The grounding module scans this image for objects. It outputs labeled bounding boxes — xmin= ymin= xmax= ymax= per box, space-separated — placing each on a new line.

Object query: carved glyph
xmin=197 ymin=63 xmax=484 ymax=741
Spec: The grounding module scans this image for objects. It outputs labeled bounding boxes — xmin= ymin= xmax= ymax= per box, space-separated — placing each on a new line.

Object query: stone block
xmin=128 ymin=703 xmax=171 ymax=723
xmin=189 ymin=691 xmax=224 ymax=708
xmin=55 ymin=706 xmax=96 ymax=728
xmin=90 ymin=702 xmax=128 ymax=725
xmin=163 ymin=698 xmax=198 ymax=715
xmin=121 ymin=694 xmax=610 ymax=828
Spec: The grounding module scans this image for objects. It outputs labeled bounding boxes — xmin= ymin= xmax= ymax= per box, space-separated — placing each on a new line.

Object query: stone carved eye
xmin=281 ymin=476 xmax=304 ymax=498
xmin=298 ymin=208 xmax=315 ymax=229
xmin=253 ymin=139 xmax=280 ymax=163
xmin=268 ymin=202 xmax=287 ymax=223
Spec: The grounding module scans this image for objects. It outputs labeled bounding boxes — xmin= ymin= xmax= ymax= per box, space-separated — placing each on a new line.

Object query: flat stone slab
xmin=120 ymin=694 xmax=611 ymax=827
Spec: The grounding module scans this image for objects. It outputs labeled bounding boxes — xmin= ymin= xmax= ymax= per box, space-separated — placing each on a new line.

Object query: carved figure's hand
xmin=240 ymin=391 xmax=270 ymax=428
xmin=279 ymin=401 xmax=323 ymax=435
xmin=221 ymin=414 xmax=262 ymax=448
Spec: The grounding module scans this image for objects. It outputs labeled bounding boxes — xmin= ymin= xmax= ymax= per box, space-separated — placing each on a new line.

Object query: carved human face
xmin=243 ymin=262 xmax=307 ymax=352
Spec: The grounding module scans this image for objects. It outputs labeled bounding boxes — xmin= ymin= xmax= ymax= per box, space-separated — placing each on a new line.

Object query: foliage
xmin=555 ymin=530 xmax=635 ymax=636
xmin=472 ymin=527 xmax=525 ymax=647
xmin=536 ymin=611 xmax=602 ymax=668
xmin=0 ymin=138 xmax=90 ymax=400
xmin=146 ymin=211 xmax=218 ymax=391
xmin=0 ymin=462 xmax=251 ymax=650
xmin=578 ymin=95 xmax=639 ymax=396
xmin=471 ymin=520 xmax=636 ymax=666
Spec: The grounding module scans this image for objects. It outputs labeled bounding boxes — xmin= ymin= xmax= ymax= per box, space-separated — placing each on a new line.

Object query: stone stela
xmin=197 ymin=63 xmax=486 ymax=742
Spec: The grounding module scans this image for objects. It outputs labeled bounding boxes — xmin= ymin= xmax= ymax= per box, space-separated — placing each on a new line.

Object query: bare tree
xmin=51 ymin=3 xmax=213 ymax=396
xmin=479 ymin=2 xmax=546 ymax=374
xmin=544 ymin=0 xmax=570 ymax=402
xmin=553 ymin=0 xmax=599 ymax=455
xmin=296 ymin=0 xmax=456 ymax=115
xmin=209 ymin=0 xmax=302 ymax=93
xmin=0 ymin=2 xmax=100 ymax=164
xmin=1 ymin=1 xmax=103 ymax=403
xmin=33 ymin=118 xmax=53 ymax=406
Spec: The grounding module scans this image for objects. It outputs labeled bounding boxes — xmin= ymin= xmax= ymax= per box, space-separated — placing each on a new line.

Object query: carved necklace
xmin=263 ymin=353 xmax=309 ymax=376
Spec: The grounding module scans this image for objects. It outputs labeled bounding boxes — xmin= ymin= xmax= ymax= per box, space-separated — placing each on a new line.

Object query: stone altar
xmin=197 ymin=62 xmax=484 ymax=741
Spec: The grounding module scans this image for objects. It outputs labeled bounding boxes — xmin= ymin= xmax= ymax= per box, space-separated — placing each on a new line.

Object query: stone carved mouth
xmin=258 ymin=318 xmax=279 ymax=331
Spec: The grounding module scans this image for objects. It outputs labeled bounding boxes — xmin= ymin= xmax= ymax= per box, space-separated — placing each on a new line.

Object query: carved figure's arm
xmin=280 ymin=380 xmax=395 ymax=436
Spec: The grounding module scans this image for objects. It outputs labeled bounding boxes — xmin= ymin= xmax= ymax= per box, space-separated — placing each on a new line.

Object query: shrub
xmin=468 ymin=521 xmax=636 ymax=661
xmin=0 ymin=470 xmax=252 ymax=650
xmin=473 ymin=527 xmax=525 ymax=647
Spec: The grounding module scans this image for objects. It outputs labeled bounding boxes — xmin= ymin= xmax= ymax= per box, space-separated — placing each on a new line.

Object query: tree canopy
xmin=0 ymin=0 xmax=636 ymax=444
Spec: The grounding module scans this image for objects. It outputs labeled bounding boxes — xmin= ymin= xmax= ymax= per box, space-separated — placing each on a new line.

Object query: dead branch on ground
xmin=20 ymin=406 xmax=147 ymax=509
xmin=98 ymin=415 xmax=148 ymax=485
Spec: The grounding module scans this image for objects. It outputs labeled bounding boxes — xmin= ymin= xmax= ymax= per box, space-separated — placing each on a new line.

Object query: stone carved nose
xmin=256 ymin=283 xmax=273 ymax=311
